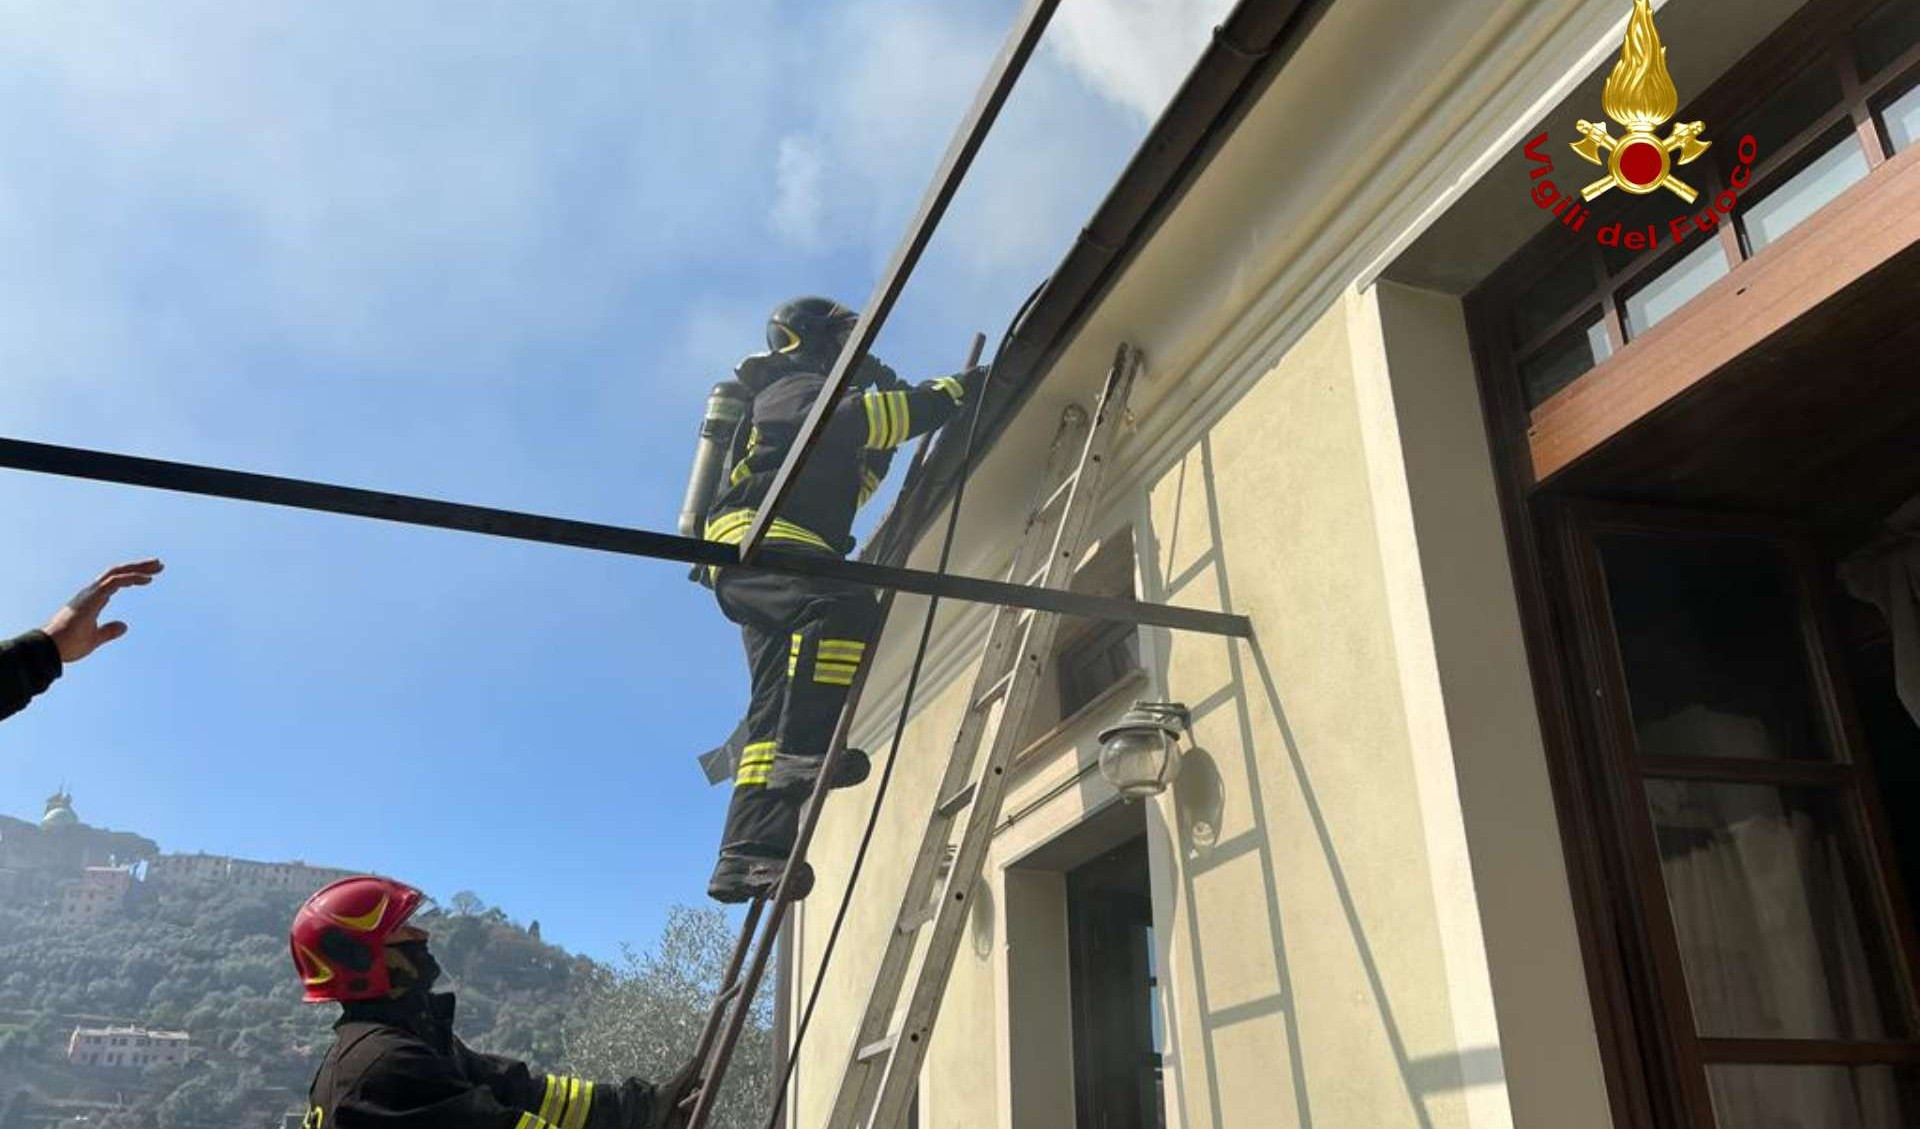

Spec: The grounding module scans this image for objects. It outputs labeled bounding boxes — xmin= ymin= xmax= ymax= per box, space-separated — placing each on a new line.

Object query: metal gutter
xmin=863 ymin=0 xmax=1337 ymax=568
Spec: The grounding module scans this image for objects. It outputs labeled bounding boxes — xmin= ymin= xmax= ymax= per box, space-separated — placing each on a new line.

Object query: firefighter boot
xmin=764 ymin=748 xmax=871 ymax=795
xmin=707 ymin=850 xmax=815 ymax=904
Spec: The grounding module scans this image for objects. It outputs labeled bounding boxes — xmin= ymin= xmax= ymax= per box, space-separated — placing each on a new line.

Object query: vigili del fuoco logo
xmin=1524 ymin=0 xmax=1759 ymax=253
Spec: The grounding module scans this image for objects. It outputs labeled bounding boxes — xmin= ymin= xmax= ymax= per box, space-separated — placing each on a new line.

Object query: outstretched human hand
xmin=42 ymin=559 xmax=164 ymax=663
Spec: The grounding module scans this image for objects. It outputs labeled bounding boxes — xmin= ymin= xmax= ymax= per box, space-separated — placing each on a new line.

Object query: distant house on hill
xmin=58 ymin=867 xmax=135 ymax=923
xmin=147 ymin=852 xmax=355 ymax=895
xmin=65 ymin=1026 xmax=190 ymax=1070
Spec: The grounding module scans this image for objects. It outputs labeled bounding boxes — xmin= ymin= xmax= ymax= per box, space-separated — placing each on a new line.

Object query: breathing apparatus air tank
xmin=678 ymin=380 xmax=753 ymax=539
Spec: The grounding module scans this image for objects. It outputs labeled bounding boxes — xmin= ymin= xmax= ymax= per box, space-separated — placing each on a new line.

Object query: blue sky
xmin=0 ymin=0 xmax=1231 ymax=962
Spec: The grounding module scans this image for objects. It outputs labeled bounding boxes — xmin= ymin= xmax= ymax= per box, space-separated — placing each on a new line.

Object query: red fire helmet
xmin=289 ymin=875 xmax=426 ymax=1003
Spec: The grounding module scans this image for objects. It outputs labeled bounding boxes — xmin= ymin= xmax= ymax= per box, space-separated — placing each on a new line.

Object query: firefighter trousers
xmin=712 ymin=556 xmax=880 ymax=857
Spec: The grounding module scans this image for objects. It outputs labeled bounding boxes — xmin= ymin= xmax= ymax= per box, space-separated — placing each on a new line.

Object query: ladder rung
xmin=1039 ymin=473 xmax=1078 ymax=514
xmin=936 ymin=782 xmax=976 ymax=818
xmin=972 ymin=671 xmax=1015 ymax=712
xmin=823 ymin=349 xmax=1139 ymax=1129
xmin=898 ymin=903 xmax=935 ymax=934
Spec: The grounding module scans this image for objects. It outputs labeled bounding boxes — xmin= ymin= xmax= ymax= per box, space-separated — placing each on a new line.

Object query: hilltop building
xmin=0 ymin=791 xmax=159 ymax=877
xmin=57 ymin=866 xmax=135 ymax=923
xmin=65 ymin=1027 xmax=190 ymax=1070
xmin=146 ymin=853 xmax=356 ymax=894
xmin=0 ymin=791 xmax=356 ymax=923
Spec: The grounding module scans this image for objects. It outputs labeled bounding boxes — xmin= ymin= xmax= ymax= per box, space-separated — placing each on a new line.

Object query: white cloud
xmin=754 ymin=1 xmax=1147 ymax=282
xmin=1048 ymin=0 xmax=1239 ymax=121
xmin=770 ymin=134 xmax=829 ymax=249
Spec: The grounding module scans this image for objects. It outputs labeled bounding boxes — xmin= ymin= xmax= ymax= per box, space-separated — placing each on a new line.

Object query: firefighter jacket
xmin=305 ymin=993 xmax=658 ymax=1129
xmin=0 ymin=630 xmax=61 ymax=723
xmin=704 ymin=354 xmax=980 ymax=557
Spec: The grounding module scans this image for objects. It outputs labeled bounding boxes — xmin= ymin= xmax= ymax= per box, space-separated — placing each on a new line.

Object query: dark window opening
xmin=1059 ymin=619 xmax=1142 ymax=720
xmin=1066 ymin=835 xmax=1165 ymax=1129
xmin=1566 ymin=514 xmax=1920 ymax=1126
xmin=1023 ymin=528 xmax=1143 ymax=745
xmin=1853 ymin=0 xmax=1920 ymax=81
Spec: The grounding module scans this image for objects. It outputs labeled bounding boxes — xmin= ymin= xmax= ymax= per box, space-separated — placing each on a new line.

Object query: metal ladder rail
xmin=682 ymin=332 xmax=985 ymax=1129
xmin=824 ymin=344 xmax=1139 ymax=1129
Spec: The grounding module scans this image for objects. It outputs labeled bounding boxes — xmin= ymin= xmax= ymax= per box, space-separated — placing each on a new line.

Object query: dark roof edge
xmin=863 ymin=0 xmax=1337 ymax=568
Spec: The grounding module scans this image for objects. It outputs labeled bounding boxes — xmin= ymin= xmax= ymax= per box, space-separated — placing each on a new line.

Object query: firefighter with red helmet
xmin=292 ymin=876 xmax=699 ymax=1129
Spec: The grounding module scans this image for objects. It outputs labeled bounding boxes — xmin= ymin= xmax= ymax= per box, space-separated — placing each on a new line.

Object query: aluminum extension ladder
xmin=822 ymin=343 xmax=1139 ymax=1129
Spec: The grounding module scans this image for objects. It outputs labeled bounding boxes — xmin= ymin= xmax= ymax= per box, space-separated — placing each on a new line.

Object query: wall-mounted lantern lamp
xmin=1097 ymin=700 xmax=1191 ymax=800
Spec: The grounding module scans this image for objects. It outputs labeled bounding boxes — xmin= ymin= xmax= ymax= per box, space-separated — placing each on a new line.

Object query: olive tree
xmin=564 ymin=906 xmax=773 ymax=1129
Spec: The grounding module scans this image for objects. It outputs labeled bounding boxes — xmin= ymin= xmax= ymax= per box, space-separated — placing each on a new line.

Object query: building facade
xmin=65 ymin=1027 xmax=191 ymax=1070
xmin=785 ymin=1 xmax=1920 ymax=1127
xmin=0 ymin=792 xmax=158 ymax=876
xmin=58 ymin=866 xmax=135 ymax=923
xmin=147 ymin=853 xmax=355 ymax=894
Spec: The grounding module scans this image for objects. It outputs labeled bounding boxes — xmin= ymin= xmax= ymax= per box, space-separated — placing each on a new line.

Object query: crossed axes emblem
xmin=1571 ymin=118 xmax=1712 ymax=203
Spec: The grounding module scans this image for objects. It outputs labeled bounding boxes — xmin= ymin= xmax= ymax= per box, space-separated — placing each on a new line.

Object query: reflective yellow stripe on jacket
xmin=815 ymin=638 xmax=866 ymax=686
xmin=737 ymin=740 xmax=777 ymax=788
xmin=703 ymin=509 xmax=834 ymax=553
xmin=860 ymin=390 xmax=913 ymax=449
xmin=536 ymin=1074 xmax=595 ymax=1129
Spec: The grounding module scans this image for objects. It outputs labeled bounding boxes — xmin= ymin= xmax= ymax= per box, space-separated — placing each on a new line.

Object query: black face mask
xmin=389 ymin=941 xmax=442 ymax=995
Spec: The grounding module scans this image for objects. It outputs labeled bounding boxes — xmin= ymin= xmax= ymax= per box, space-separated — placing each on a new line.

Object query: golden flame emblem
xmin=1571 ymin=0 xmax=1710 ymax=202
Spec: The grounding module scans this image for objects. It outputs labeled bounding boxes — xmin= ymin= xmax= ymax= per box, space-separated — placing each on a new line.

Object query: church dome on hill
xmin=41 ymin=789 xmax=79 ymax=830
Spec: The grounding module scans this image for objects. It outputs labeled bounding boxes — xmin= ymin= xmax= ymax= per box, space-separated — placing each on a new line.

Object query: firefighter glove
xmin=642 ymin=1058 xmax=703 ymax=1129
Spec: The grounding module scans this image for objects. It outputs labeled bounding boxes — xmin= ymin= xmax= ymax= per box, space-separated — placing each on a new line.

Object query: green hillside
xmin=0 ymin=883 xmax=768 ymax=1129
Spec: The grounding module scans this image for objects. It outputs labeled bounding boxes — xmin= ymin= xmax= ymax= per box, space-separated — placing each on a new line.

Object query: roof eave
xmin=863 ymin=0 xmax=1336 ymax=567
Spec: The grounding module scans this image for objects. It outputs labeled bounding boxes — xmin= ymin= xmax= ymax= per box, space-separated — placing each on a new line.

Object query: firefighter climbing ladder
xmin=825 ymin=344 xmax=1137 ymax=1129
xmin=680 ymin=329 xmax=986 ymax=1129
xmin=683 ymin=342 xmax=1139 ymax=1129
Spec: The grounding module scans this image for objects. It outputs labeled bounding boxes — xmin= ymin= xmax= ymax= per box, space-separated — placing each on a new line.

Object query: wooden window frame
xmin=1558 ymin=502 xmax=1920 ymax=1126
xmin=1057 ymin=617 xmax=1142 ymax=721
xmin=1496 ymin=0 xmax=1920 ymax=418
xmin=1464 ymin=6 xmax=1920 ymax=1125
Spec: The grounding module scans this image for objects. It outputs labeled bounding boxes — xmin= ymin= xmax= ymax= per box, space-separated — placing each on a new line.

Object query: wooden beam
xmin=1528 ymin=142 xmax=1920 ymax=484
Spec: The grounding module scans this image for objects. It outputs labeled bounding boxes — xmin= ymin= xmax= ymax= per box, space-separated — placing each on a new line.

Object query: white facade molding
xmin=857 ymin=0 xmax=1634 ymax=738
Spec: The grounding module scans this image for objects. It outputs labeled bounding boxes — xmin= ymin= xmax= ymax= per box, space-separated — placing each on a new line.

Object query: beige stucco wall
xmin=778 ymin=0 xmax=1711 ymax=1115
xmin=1146 ymin=294 xmax=1476 ymax=1129
xmin=786 ymin=284 xmax=1611 ymax=1129
xmin=1363 ymin=280 xmax=1613 ymax=1129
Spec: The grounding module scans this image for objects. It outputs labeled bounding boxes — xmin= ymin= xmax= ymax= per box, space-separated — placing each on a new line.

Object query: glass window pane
xmin=1732 ymin=62 xmax=1844 ymax=156
xmin=1883 ymin=80 xmax=1920 ymax=153
xmin=1854 ymin=0 xmax=1920 ymax=81
xmin=1511 ymin=249 xmax=1599 ymax=346
xmin=1518 ymin=317 xmax=1610 ymax=406
xmin=1623 ymin=240 xmax=1731 ymax=336
xmin=1709 ymin=1065 xmax=1920 ymax=1129
xmin=1600 ymin=191 xmax=1677 ymax=276
xmin=1596 ymin=532 xmax=1829 ymax=761
xmin=1744 ymin=135 xmax=1871 ymax=252
xmin=1648 ymin=781 xmax=1906 ymax=1040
